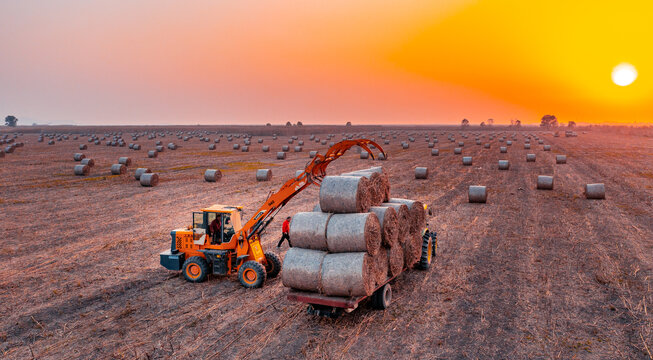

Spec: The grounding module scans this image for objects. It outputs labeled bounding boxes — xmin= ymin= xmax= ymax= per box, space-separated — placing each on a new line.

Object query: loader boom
xmin=241 ymin=139 xmax=386 ymax=241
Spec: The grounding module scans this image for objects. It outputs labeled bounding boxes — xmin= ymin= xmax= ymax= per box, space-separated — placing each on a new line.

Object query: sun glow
xmin=612 ymin=63 xmax=638 ymax=86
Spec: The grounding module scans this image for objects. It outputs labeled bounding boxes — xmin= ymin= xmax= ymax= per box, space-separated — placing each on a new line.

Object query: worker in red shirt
xmin=277 ymin=216 xmax=292 ymax=248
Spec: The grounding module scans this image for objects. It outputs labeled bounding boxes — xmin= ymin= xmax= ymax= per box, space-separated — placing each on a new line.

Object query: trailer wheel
xmin=264 ymin=252 xmax=282 ymax=278
xmin=238 ymin=261 xmax=266 ymax=288
xmin=372 ymin=283 xmax=392 ymax=310
xmin=417 ymin=232 xmax=433 ymax=270
xmin=182 ymin=256 xmax=209 ymax=283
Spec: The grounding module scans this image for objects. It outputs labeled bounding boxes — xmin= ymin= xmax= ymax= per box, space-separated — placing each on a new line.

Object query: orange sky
xmin=1 ymin=1 xmax=651 ymax=125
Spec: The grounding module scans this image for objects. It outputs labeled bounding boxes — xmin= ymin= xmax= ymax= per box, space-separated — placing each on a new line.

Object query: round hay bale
xmin=262 ymin=145 xmax=270 ymax=152
xmin=294 ymin=146 xmax=302 ymax=152
xmin=204 ymin=169 xmax=222 ymax=182
xmin=498 ymin=160 xmax=510 ymax=170
xmin=462 ymin=156 xmax=472 ymax=166
xmin=233 ymin=143 xmax=240 ymax=150
xmin=585 ymin=183 xmax=605 ymax=199
xmin=360 ymin=151 xmax=369 ymax=159
xmin=403 ymin=233 xmax=422 ymax=268
xmin=428 ymin=142 xmax=434 ymax=148
xmin=458 ymin=141 xmax=464 ymax=147
xmin=381 ymin=202 xmax=410 ymax=242
xmin=484 ymin=143 xmax=490 ymax=149
xmin=134 ymin=167 xmax=152 ymax=180
xmin=312 ymin=203 xmax=322 ymax=212
xmin=537 ymin=175 xmax=554 ymax=190
xmin=256 ymin=169 xmax=272 ymax=181
xmin=468 ymin=185 xmax=487 ymax=203
xmin=133 ymin=144 xmax=141 ymax=150
xmin=111 ymin=164 xmax=126 ymax=175
xmin=73 ymin=153 xmax=85 ymax=161
xmin=556 ymin=155 xmax=567 ymax=164
xmin=118 ymin=157 xmax=132 ymax=166
xmin=387 ymin=244 xmax=404 ymax=277
xmin=415 ymin=167 xmax=429 ymax=179
xmin=289 ymin=212 xmax=332 ymax=250
xmin=538 ymin=139 xmax=544 ymax=144
xmin=148 ymin=150 xmax=158 ymax=158
xmin=506 ymin=140 xmax=512 ymax=146
xmin=500 ymin=146 xmax=507 ymax=153
xmin=369 ymin=206 xmax=399 ymax=248
xmin=167 ymin=143 xmax=177 ymax=150
xmin=281 ymin=248 xmax=327 ymax=292
xmin=524 ymin=143 xmax=531 ymax=149
xmin=48 ymin=140 xmax=55 ymax=145
xmin=326 ymin=213 xmax=381 ymax=256
xmin=431 ymin=148 xmax=439 ymax=156
xmin=282 ymin=145 xmax=290 ymax=152
xmin=387 ymin=198 xmax=425 ymax=235
xmin=241 ymin=146 xmax=249 ymax=152
xmin=309 ymin=150 xmax=318 ymax=158
xmin=454 ymin=147 xmax=462 ymax=154
xmin=402 ymin=142 xmax=409 ymax=149
xmin=140 ymin=173 xmax=159 ymax=187
xmin=342 ymin=171 xmax=383 ymax=205
xmin=80 ymin=158 xmax=94 ymax=167
xmin=321 ymin=252 xmax=375 ymax=297
xmin=319 ymin=176 xmax=372 ymax=213
xmin=276 ymin=151 xmax=286 ymax=160
xmin=543 ymin=145 xmax=551 ymax=151
xmin=79 ymin=144 xmax=87 ymax=150
xmin=377 ymin=152 xmax=386 ymax=160
xmin=156 ymin=145 xmax=164 ymax=152
xmin=374 ymin=251 xmax=389 ymax=286
xmin=526 ymin=153 xmax=536 ymax=162
xmin=74 ymin=164 xmax=90 ymax=176
xmin=208 ymin=144 xmax=216 ymax=150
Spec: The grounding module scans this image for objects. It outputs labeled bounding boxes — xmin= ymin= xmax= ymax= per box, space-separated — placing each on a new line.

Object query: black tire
xmin=372 ymin=284 xmax=392 ymax=310
xmin=417 ymin=231 xmax=433 ymax=270
xmin=182 ymin=256 xmax=209 ymax=283
xmin=238 ymin=260 xmax=267 ymax=288
xmin=264 ymin=252 xmax=282 ymax=278
xmin=431 ymin=232 xmax=438 ymax=258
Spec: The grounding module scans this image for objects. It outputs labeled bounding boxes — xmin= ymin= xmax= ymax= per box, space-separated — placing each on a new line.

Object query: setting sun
xmin=612 ymin=63 xmax=638 ymax=86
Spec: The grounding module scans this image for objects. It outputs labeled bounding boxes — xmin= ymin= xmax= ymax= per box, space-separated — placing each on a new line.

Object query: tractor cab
xmin=192 ymin=205 xmax=243 ymax=245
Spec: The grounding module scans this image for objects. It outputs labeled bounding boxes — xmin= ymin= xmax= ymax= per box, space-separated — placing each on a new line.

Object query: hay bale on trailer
xmin=387 ymin=198 xmax=425 ymax=236
xmin=256 ymin=169 xmax=272 ymax=181
xmin=369 ymin=206 xmax=399 ymax=248
xmin=204 ymin=169 xmax=222 ymax=182
xmin=319 ymin=176 xmax=372 ymax=213
xmin=321 ymin=252 xmax=375 ymax=297
xmin=282 ymin=248 xmax=327 ymax=292
xmin=403 ymin=233 xmax=422 ymax=268
xmin=140 ymin=173 xmax=159 ymax=187
xmin=387 ymin=243 xmax=404 ymax=277
xmin=134 ymin=167 xmax=152 ymax=180
xmin=289 ymin=212 xmax=332 ymax=250
xmin=326 ymin=213 xmax=381 ymax=256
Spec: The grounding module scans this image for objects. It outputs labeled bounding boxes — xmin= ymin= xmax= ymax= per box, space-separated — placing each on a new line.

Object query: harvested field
xmin=0 ymin=126 xmax=652 ymax=359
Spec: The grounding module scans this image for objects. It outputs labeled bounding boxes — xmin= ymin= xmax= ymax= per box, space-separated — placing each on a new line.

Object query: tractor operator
xmin=209 ymin=215 xmax=221 ymax=243
xmin=277 ymin=216 xmax=292 ymax=248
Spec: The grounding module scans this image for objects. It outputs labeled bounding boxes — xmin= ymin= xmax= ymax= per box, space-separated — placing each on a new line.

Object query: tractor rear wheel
xmin=182 ymin=256 xmax=209 ymax=283
xmin=264 ymin=252 xmax=282 ymax=278
xmin=238 ymin=261 xmax=267 ymax=288
xmin=417 ymin=232 xmax=433 ymax=270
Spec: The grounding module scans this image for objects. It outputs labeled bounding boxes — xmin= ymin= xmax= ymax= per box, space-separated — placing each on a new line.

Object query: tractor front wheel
xmin=238 ymin=261 xmax=267 ymax=288
xmin=264 ymin=252 xmax=282 ymax=278
xmin=182 ymin=256 xmax=209 ymax=283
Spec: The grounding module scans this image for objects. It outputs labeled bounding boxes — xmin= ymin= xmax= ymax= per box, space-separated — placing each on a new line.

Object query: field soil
xmin=1 ymin=127 xmax=652 ymax=359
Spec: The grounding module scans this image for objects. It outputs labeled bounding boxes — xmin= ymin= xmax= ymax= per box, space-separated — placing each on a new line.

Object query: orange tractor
xmin=160 ymin=139 xmax=386 ymax=288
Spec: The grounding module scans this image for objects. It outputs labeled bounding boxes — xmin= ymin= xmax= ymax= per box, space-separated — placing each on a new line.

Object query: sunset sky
xmin=1 ymin=1 xmax=652 ymax=126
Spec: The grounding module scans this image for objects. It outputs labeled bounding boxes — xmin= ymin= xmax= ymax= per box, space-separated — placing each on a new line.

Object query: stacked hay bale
xmin=282 ymin=167 xmax=424 ymax=297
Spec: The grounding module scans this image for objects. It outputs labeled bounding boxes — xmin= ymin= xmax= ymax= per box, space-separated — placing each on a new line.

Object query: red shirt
xmin=210 ymin=218 xmax=221 ymax=234
xmin=282 ymin=219 xmax=290 ymax=233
